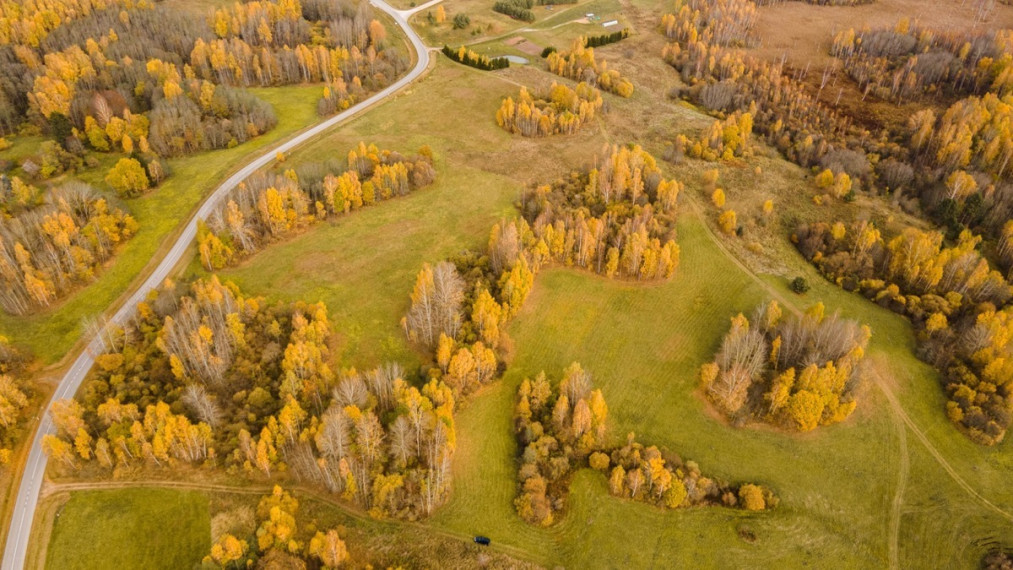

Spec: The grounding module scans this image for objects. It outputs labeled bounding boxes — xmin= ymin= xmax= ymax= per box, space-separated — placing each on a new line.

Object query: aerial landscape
xmin=1 ymin=0 xmax=1013 ymax=567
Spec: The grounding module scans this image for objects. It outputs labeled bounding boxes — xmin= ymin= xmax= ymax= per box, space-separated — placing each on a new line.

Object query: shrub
xmin=790 ymin=276 xmax=810 ymax=294
xmin=105 ymin=158 xmax=150 ymax=198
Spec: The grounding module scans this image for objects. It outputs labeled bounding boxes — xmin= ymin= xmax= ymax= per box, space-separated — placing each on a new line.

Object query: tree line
xmin=796 ymin=219 xmax=1013 ymax=444
xmin=546 ymin=38 xmax=634 ymax=98
xmin=441 ymin=45 xmax=510 ymax=71
xmin=495 ymin=82 xmax=604 ymax=137
xmin=198 ymin=143 xmax=436 ymax=270
xmin=585 ymin=28 xmax=630 ymax=49
xmin=514 ymin=362 xmax=775 ymax=525
xmin=0 ymin=336 xmax=31 ymax=470
xmin=701 ymin=301 xmax=869 ymax=431
xmin=0 ymin=180 xmax=137 ymax=315
xmin=493 ymin=0 xmax=536 ymax=22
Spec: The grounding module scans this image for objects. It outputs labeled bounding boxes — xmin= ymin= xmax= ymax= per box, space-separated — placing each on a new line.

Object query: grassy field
xmin=411 ymin=0 xmax=621 ymax=49
xmin=38 ymin=0 xmax=1013 ymax=565
xmin=45 ymin=488 xmax=210 ymax=570
xmin=0 ymin=85 xmax=322 ymax=364
xmin=199 ymin=57 xmax=619 ymax=367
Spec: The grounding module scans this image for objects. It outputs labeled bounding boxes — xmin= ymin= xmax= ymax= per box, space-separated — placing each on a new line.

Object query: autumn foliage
xmin=0 ymin=181 xmax=137 ymax=315
xmin=496 ymin=82 xmax=604 ymax=137
xmin=44 ymin=276 xmax=458 ymax=518
xmin=796 ymin=220 xmax=1013 ymax=443
xmin=198 ymin=143 xmax=436 ymax=270
xmin=513 ymin=363 xmax=775 ymax=525
xmin=546 ymin=38 xmax=634 ymax=97
xmin=702 ymin=301 xmax=869 ymax=431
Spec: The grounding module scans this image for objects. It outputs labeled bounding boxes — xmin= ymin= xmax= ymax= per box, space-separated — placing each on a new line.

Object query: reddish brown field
xmin=753 ymin=0 xmax=1013 ymax=69
xmin=747 ymin=0 xmax=1013 ymax=131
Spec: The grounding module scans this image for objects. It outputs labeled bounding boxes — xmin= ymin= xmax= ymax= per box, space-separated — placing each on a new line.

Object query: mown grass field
xmin=0 ymin=85 xmax=322 ymax=364
xmin=45 ymin=488 xmax=210 ymax=570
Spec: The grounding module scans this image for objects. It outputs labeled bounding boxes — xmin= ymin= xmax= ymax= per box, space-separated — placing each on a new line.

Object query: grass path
xmin=686 ymin=189 xmax=1013 ymax=566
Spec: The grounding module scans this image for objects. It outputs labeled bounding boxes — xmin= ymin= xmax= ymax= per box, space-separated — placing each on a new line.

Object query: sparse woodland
xmin=513 ymin=363 xmax=775 ymax=526
xmin=198 ymin=143 xmax=436 ymax=269
xmin=701 ymin=301 xmax=869 ymax=431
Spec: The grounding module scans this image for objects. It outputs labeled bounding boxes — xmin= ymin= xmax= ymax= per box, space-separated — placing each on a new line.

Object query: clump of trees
xmin=1 ymin=0 xmax=406 ymax=165
xmin=202 ymin=485 xmax=351 ymax=569
xmin=796 ymin=220 xmax=1013 ymax=443
xmin=585 ymin=29 xmax=630 ymax=48
xmin=493 ymin=0 xmax=536 ymax=22
xmin=546 ymin=38 xmax=634 ymax=97
xmin=495 ymin=82 xmax=604 ymax=137
xmin=0 ymin=337 xmax=31 ymax=470
xmin=673 ymin=110 xmax=754 ymax=161
xmin=513 ymin=363 xmax=776 ymax=525
xmin=701 ymin=301 xmax=869 ymax=431
xmin=0 ymin=182 xmax=137 ymax=315
xmin=43 ymin=276 xmax=458 ymax=519
xmin=517 ymin=144 xmax=682 ymax=280
xmin=198 ymin=143 xmax=436 ymax=269
xmin=441 ymin=45 xmax=510 ymax=70
xmin=0 ymin=175 xmax=46 ymax=217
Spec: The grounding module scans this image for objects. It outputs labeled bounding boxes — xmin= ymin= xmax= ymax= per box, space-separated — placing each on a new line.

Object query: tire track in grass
xmin=684 ymin=191 xmax=1013 ymax=568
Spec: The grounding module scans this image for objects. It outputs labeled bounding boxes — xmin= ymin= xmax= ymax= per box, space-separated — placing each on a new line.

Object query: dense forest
xmin=513 ymin=362 xmax=775 ymax=525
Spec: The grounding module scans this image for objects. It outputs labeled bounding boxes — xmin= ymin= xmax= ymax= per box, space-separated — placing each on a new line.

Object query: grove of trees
xmin=495 ymin=82 xmax=604 ymax=137
xmin=202 ymin=485 xmax=351 ymax=569
xmin=546 ymin=38 xmax=634 ymax=97
xmin=701 ymin=301 xmax=869 ymax=431
xmin=514 ymin=362 xmax=776 ymax=525
xmin=198 ymin=143 xmax=436 ymax=269
xmin=42 ymin=276 xmax=458 ymax=519
xmin=0 ymin=181 xmax=137 ymax=315
xmin=796 ymin=220 xmax=1013 ymax=443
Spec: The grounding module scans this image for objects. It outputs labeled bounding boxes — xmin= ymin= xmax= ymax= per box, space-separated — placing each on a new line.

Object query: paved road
xmin=1 ymin=2 xmax=432 ymax=567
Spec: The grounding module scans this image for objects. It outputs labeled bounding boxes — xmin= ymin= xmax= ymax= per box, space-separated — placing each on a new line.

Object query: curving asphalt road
xmin=2 ymin=2 xmax=434 ymax=567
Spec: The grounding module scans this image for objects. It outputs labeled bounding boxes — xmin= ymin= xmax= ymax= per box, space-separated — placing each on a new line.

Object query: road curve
xmin=2 ymin=2 xmax=430 ymax=567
